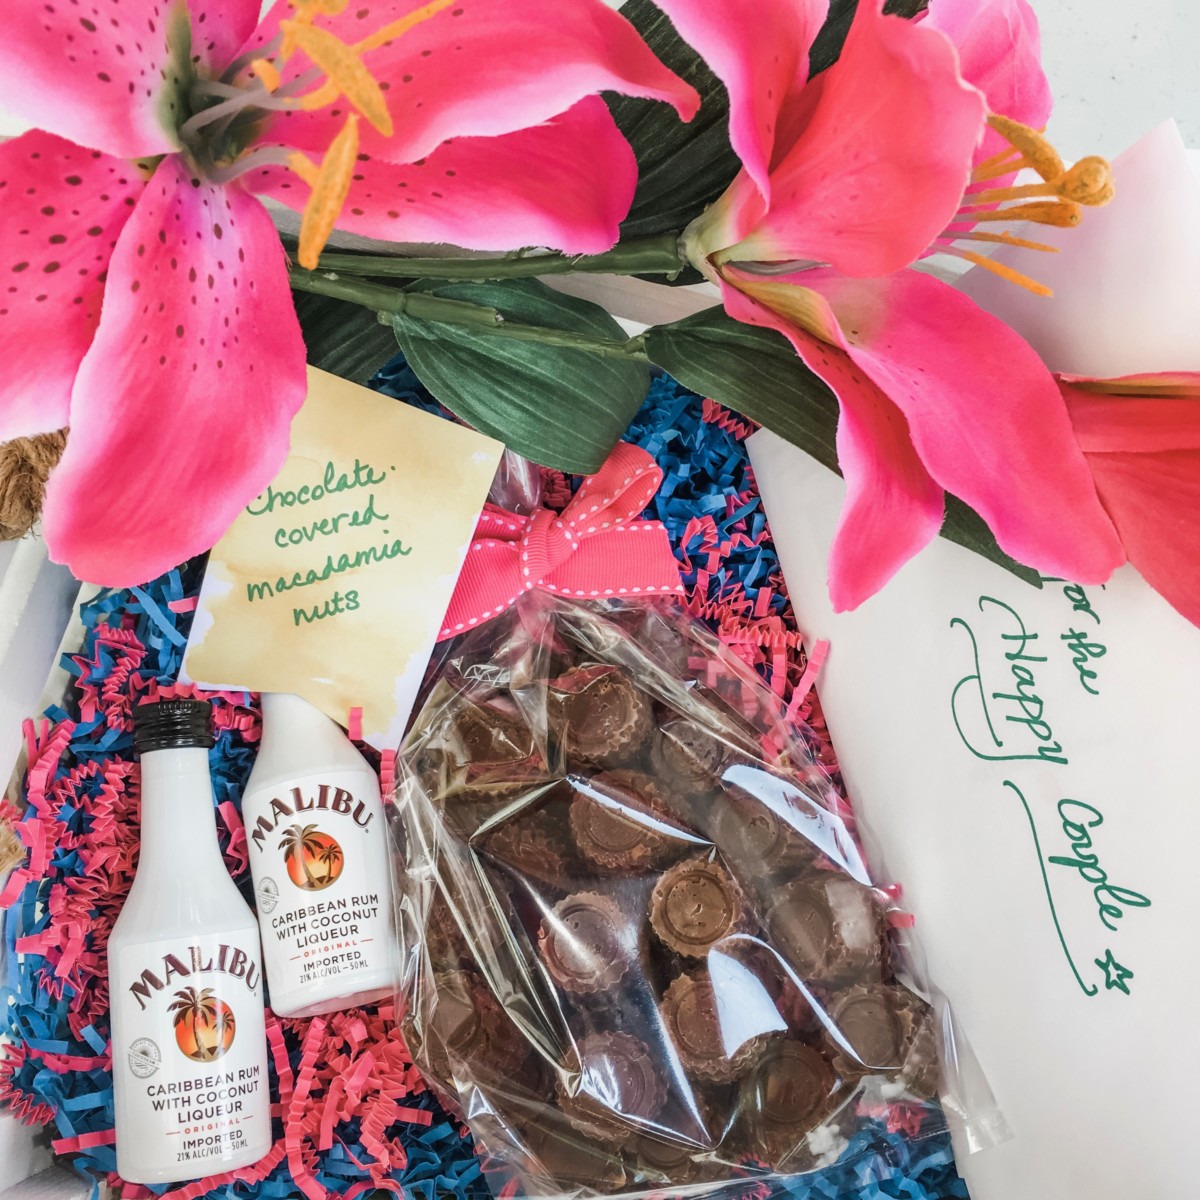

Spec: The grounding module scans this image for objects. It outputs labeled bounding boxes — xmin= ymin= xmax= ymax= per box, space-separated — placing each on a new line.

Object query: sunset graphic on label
xmin=168 ymin=987 xmax=236 ymax=1063
xmin=279 ymin=823 xmax=344 ymax=891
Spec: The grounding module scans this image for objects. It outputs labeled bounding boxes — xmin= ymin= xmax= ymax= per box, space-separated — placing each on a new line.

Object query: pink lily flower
xmin=656 ymin=0 xmax=1124 ymax=610
xmin=1061 ymin=373 xmax=1200 ymax=627
xmin=0 ymin=0 xmax=697 ymax=586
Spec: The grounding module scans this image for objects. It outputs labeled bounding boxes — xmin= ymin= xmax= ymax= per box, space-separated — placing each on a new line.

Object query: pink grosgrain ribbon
xmin=439 ymin=443 xmax=684 ymax=639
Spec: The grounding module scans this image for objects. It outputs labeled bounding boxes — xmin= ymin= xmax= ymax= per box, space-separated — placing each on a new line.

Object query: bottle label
xmin=245 ymin=771 xmax=392 ymax=998
xmin=113 ymin=937 xmax=269 ymax=1172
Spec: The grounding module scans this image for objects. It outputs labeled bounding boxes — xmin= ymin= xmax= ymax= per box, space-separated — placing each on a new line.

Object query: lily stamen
xmin=250 ymin=58 xmax=282 ymax=93
xmin=939 ymin=116 xmax=1114 ymax=295
xmin=289 ymin=115 xmax=361 ymax=269
xmin=940 ymin=230 xmax=1060 ymax=253
xmin=967 ymin=156 xmax=1115 ymax=208
xmin=277 ymin=20 xmax=394 ymax=134
xmin=353 ymin=0 xmax=461 ymax=56
xmin=939 ymin=247 xmax=1052 ymax=296
xmin=190 ymin=0 xmax=463 ymax=266
xmin=983 ymin=114 xmax=1065 ymax=181
xmin=950 ymin=199 xmax=1084 ymax=227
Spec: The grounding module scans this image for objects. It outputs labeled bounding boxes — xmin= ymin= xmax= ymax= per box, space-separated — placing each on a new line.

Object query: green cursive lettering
xmin=949 ymin=597 xmax=1068 ymax=765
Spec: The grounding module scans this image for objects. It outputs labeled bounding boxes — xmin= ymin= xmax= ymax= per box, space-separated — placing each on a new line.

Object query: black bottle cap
xmin=133 ymin=699 xmax=215 ymax=754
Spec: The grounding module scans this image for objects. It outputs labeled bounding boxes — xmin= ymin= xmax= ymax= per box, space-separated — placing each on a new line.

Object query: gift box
xmin=0 ymin=368 xmax=975 ymax=1200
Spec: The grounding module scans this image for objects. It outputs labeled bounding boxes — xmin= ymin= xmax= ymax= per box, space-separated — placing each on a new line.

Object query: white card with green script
xmin=183 ymin=366 xmax=503 ymax=748
xmin=749 ymin=429 xmax=1199 ymax=1199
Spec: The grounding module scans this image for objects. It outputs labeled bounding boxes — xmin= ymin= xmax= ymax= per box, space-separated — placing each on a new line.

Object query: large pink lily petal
xmin=0 ymin=131 xmax=144 ymax=441
xmin=921 ymin=0 xmax=1050 ymax=168
xmin=1082 ymin=449 xmax=1200 ymax=627
xmin=827 ymin=360 xmax=945 ymax=609
xmin=249 ymin=0 xmax=698 ymax=167
xmin=1060 ymin=381 xmax=1200 ymax=626
xmin=41 ymin=159 xmax=306 ymax=585
xmin=719 ymin=279 xmax=944 ymax=609
xmin=727 ymin=0 xmax=986 ymax=275
xmin=0 ymin=0 xmax=192 ymax=159
xmin=252 ymin=98 xmax=635 ymax=254
xmin=652 ymin=0 xmax=824 ymax=200
xmin=189 ymin=0 xmax=263 ymax=70
xmin=732 ymin=266 xmax=1124 ymax=583
xmin=1064 ymin=388 xmax=1200 ymax=454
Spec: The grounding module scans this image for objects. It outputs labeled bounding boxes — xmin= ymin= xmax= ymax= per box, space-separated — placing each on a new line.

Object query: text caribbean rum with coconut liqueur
xmin=241 ymin=694 xmax=398 ymax=1017
xmin=109 ymin=700 xmax=271 ymax=1183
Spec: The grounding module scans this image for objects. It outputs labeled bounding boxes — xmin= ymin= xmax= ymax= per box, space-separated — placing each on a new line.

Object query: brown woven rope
xmin=0 ymin=430 xmax=68 ymax=539
xmin=0 ymin=816 xmax=22 ymax=879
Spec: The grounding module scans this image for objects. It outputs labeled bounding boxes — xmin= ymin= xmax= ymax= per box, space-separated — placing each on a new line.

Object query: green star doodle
xmin=1094 ymin=949 xmax=1134 ymax=995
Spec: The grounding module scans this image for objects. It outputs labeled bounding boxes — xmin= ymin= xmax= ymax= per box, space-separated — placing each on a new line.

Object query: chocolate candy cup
xmin=569 ymin=770 xmax=682 ymax=872
xmin=539 ymin=892 xmax=630 ymax=995
xmin=557 ymin=1031 xmax=668 ymax=1145
xmin=442 ymin=698 xmax=534 ymax=772
xmin=523 ymin=1122 xmax=628 ymax=1192
xmin=488 ymin=1103 xmax=628 ymax=1192
xmin=738 ymin=1039 xmax=838 ymax=1167
xmin=660 ymin=973 xmax=768 ymax=1084
xmin=483 ymin=809 xmax=571 ymax=890
xmin=650 ymin=857 xmax=749 ymax=959
xmin=708 ymin=784 xmax=821 ymax=877
xmin=766 ymin=876 xmax=885 ymax=985
xmin=424 ymin=892 xmax=470 ymax=969
xmin=898 ymin=998 xmax=940 ymax=1100
xmin=649 ymin=718 xmax=728 ymax=791
xmin=626 ymin=1133 xmax=720 ymax=1186
xmin=548 ymin=665 xmax=652 ymax=768
xmin=425 ymin=967 xmax=526 ymax=1077
xmin=826 ymin=985 xmax=939 ymax=1096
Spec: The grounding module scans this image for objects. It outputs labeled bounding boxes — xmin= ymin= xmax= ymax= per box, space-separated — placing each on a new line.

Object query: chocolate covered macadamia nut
xmin=539 ymin=892 xmax=631 ymax=994
xmin=556 ymin=1031 xmax=668 ymax=1144
xmin=650 ymin=857 xmax=749 ymax=959
xmin=570 ymin=770 xmax=684 ymax=871
xmin=548 ymin=666 xmax=652 ymax=768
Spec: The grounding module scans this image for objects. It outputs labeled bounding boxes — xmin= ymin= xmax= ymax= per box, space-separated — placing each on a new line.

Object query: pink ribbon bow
xmin=439 ymin=443 xmax=684 ymax=640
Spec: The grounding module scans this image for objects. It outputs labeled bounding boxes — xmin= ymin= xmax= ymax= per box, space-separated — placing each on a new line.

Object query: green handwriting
xmin=1060 ymin=629 xmax=1106 ymax=696
xmin=246 ymin=458 xmax=388 ymax=516
xmin=1006 ymin=781 xmax=1148 ymax=998
xmin=273 ymin=492 xmax=390 ymax=548
xmin=247 ymin=537 xmax=412 ymax=603
xmin=1041 ymin=577 xmax=1107 ymax=694
xmin=293 ymin=589 xmax=360 ymax=626
xmin=950 ymin=596 xmax=1068 ymax=766
xmin=1049 ymin=799 xmax=1151 ymax=933
xmin=1006 ymin=780 xmax=1097 ymax=997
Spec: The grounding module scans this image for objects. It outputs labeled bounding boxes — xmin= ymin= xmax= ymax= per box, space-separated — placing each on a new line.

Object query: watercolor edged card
xmin=182 ymin=367 xmax=503 ymax=749
xmin=748 ymin=430 xmax=1200 ymax=1200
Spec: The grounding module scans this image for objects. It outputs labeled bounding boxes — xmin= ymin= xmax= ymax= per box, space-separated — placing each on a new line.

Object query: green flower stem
xmin=288 ymin=267 xmax=649 ymax=361
xmin=297 ymin=231 xmax=686 ymax=282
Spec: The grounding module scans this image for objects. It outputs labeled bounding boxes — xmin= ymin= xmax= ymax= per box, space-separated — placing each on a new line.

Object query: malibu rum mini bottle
xmin=109 ymin=699 xmax=271 ymax=1184
xmin=242 ymin=694 xmax=398 ymax=1017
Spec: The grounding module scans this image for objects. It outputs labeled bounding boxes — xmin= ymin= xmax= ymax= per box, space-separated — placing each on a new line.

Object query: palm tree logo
xmin=168 ymin=987 xmax=236 ymax=1063
xmin=279 ymin=823 xmax=344 ymax=891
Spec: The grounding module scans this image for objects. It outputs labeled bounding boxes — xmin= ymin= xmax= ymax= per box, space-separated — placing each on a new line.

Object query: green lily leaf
xmin=939 ymin=496 xmax=1042 ymax=588
xmin=389 ymin=278 xmax=650 ymax=474
xmin=809 ymin=0 xmax=929 ymax=78
xmin=610 ymin=0 xmax=740 ymax=242
xmin=645 ymin=305 xmax=1041 ymax=586
xmin=293 ymin=290 xmax=399 ymax=383
xmin=644 ymin=305 xmax=843 ymax=464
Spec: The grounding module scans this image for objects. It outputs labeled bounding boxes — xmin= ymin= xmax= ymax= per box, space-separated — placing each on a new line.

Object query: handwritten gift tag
xmin=183 ymin=367 xmax=503 ymax=748
xmin=748 ymin=431 xmax=1200 ymax=1199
